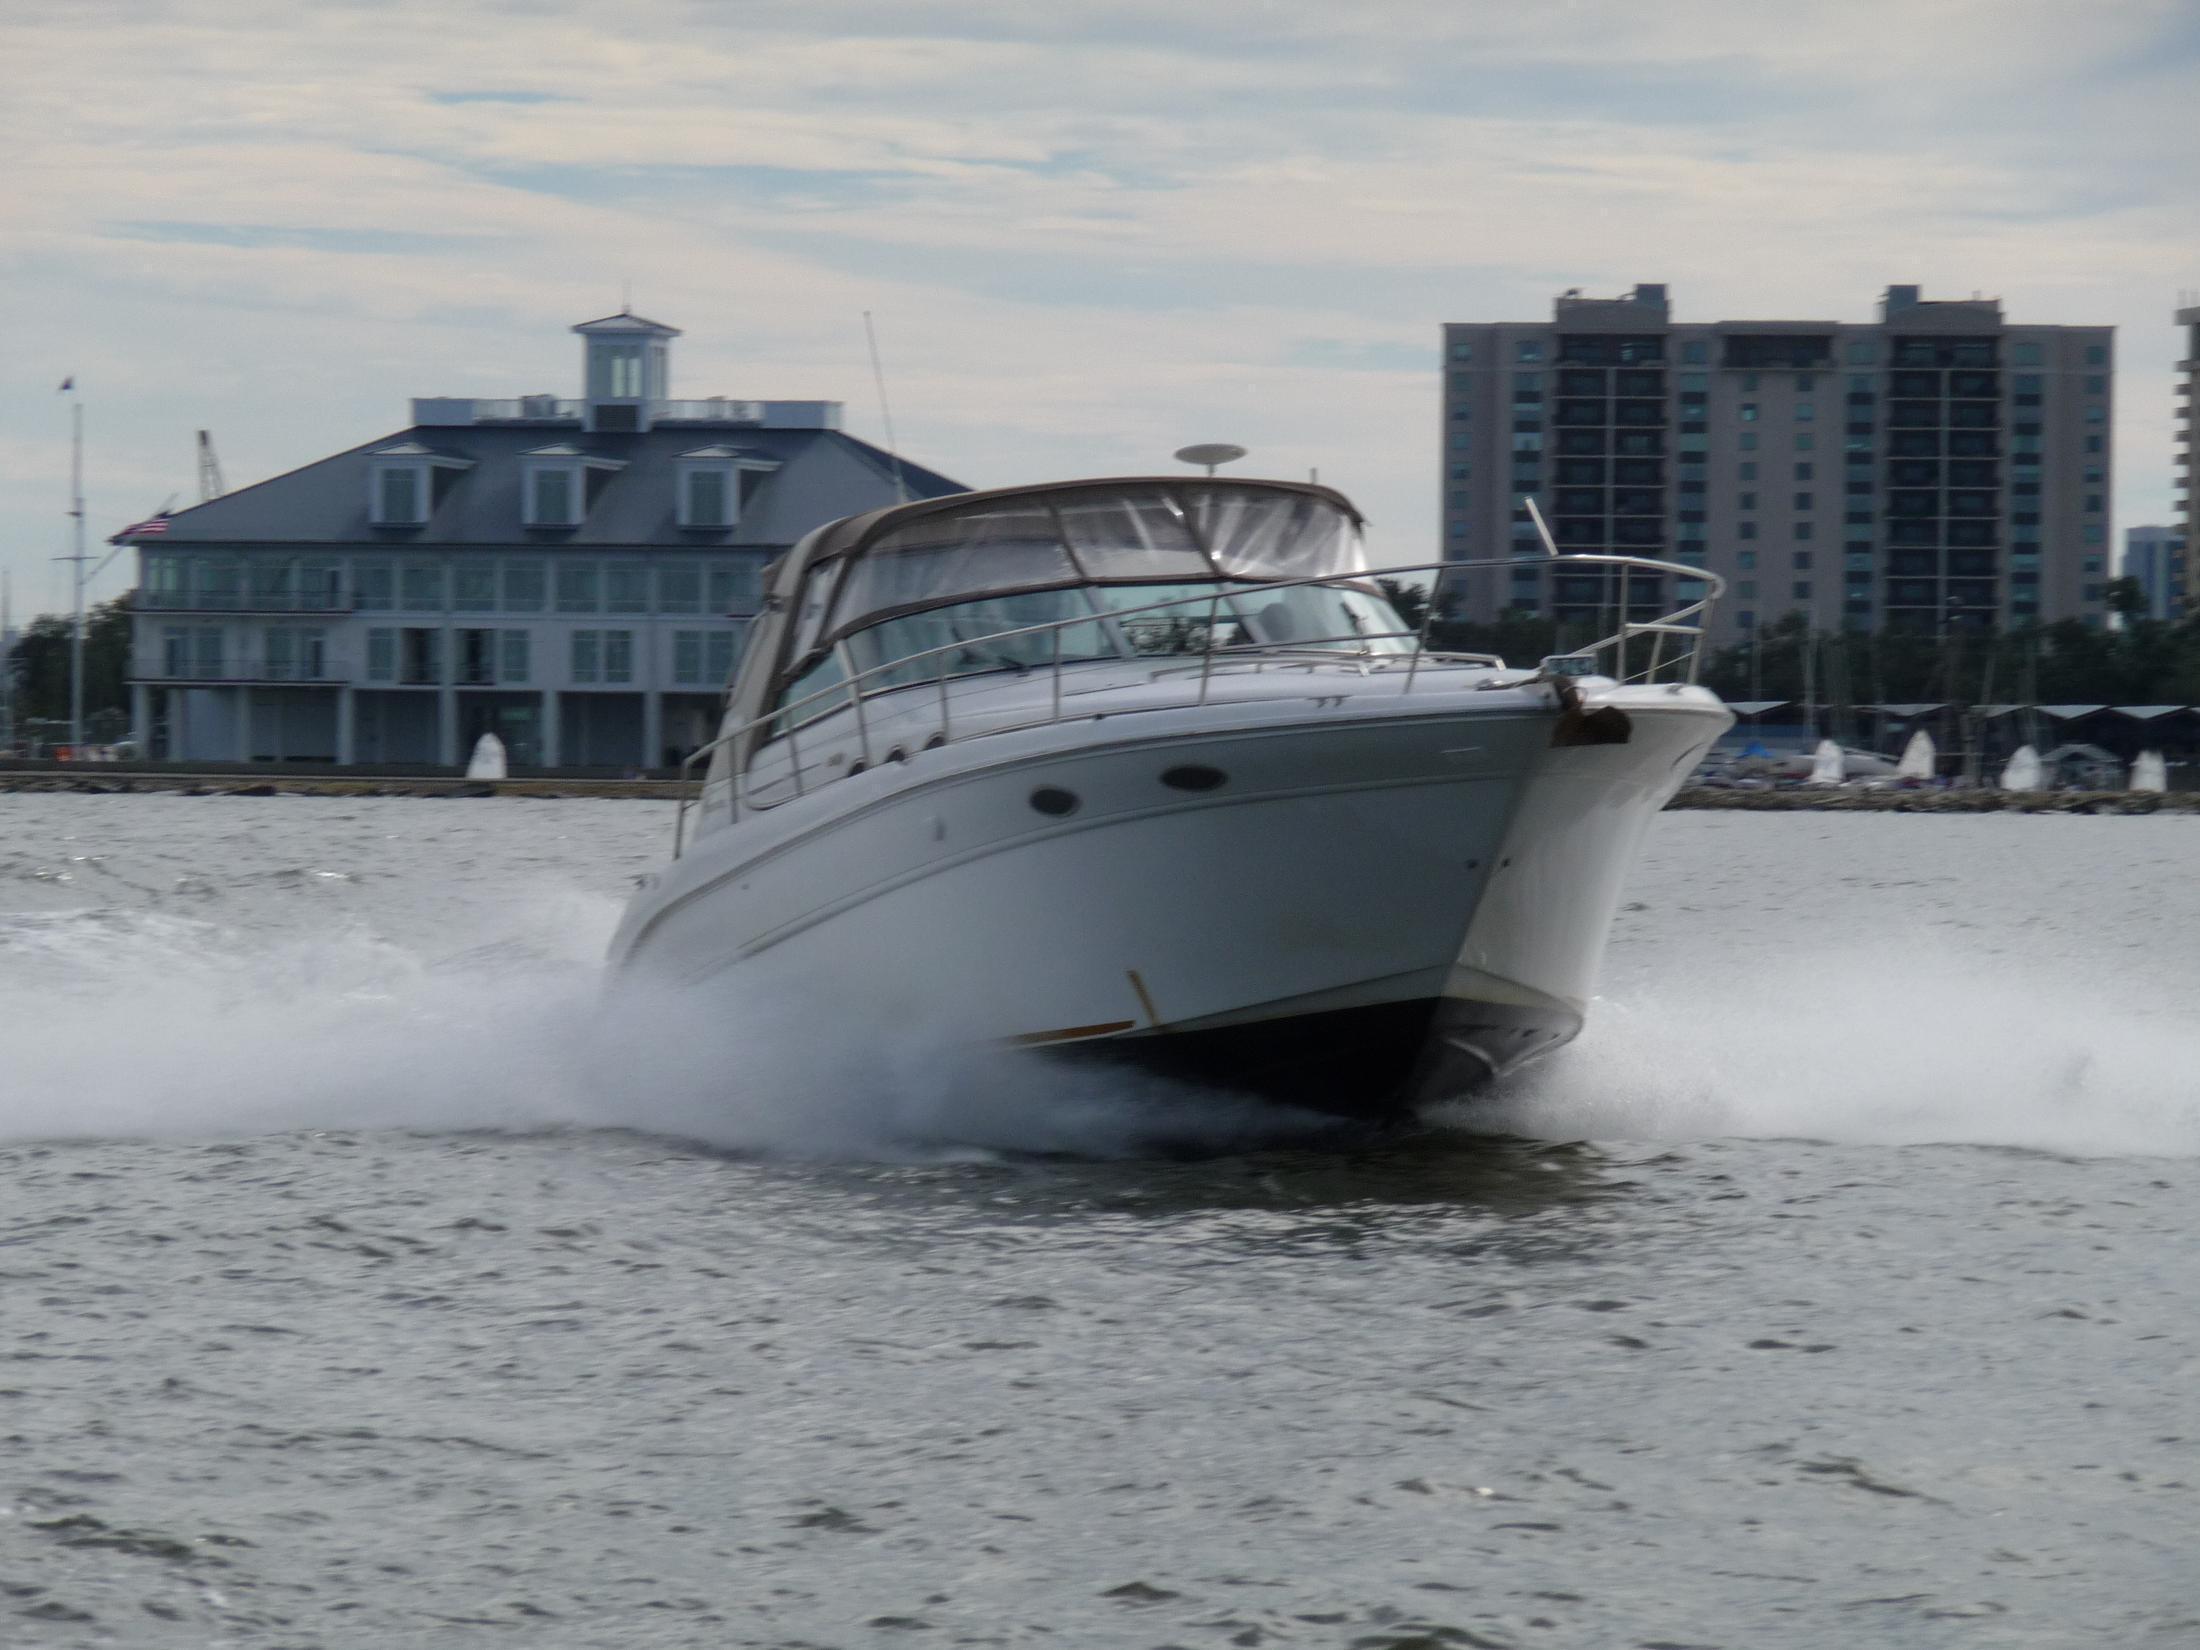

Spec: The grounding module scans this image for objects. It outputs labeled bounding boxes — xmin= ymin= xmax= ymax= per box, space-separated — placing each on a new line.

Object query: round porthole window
xmin=1029 ymin=786 xmax=1080 ymax=817
xmin=1160 ymin=764 xmax=1227 ymax=792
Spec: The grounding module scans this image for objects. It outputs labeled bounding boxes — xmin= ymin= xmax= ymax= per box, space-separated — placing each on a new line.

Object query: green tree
xmin=6 ymin=594 xmax=134 ymax=729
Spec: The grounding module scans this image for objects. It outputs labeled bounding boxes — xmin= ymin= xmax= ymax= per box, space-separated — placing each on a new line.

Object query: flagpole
xmin=70 ymin=391 xmax=86 ymax=751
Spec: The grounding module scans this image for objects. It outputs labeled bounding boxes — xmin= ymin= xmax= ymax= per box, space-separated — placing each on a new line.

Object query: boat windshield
xmin=778 ymin=482 xmax=1397 ymax=701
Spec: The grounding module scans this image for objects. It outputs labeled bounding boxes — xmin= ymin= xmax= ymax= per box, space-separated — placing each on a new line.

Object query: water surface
xmin=1 ymin=797 xmax=2195 ymax=1647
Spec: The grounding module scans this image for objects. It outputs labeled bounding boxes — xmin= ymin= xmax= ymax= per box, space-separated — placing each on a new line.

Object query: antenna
xmin=863 ymin=311 xmax=909 ymax=504
xmin=196 ymin=430 xmax=225 ymax=501
xmin=1522 ymin=494 xmax=1559 ymax=556
xmin=620 ymin=276 xmax=632 ymax=315
xmin=53 ymin=379 xmax=88 ymax=751
xmin=1173 ymin=443 xmax=1247 ymax=476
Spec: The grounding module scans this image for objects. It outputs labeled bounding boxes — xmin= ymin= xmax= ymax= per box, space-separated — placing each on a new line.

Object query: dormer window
xmin=368 ymin=442 xmax=472 ymax=528
xmin=378 ymin=465 xmax=424 ymax=525
xmin=684 ymin=467 xmax=730 ymax=528
xmin=522 ymin=444 xmax=627 ymax=529
xmin=676 ymin=446 xmax=777 ymax=531
xmin=528 ymin=464 xmax=578 ymax=527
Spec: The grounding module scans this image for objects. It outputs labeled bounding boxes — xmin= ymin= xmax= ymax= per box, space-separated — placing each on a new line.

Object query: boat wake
xmin=1467 ymin=943 xmax=2200 ymax=1160
xmin=4 ymin=905 xmax=2193 ymax=1162
xmin=0 ymin=902 xmax=1333 ymax=1160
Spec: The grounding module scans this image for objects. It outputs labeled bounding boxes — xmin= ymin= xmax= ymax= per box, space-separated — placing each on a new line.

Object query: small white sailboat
xmin=1806 ymin=738 xmax=1845 ymax=785
xmin=1895 ymin=729 xmax=1936 ymax=782
xmin=2131 ymin=750 xmax=2168 ymax=793
xmin=2000 ymin=744 xmax=2042 ymax=792
xmin=465 ymin=733 xmax=508 ymax=781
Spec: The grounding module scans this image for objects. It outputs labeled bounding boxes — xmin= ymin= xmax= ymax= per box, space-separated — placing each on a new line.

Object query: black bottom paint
xmin=1058 ymin=996 xmax=1582 ymax=1118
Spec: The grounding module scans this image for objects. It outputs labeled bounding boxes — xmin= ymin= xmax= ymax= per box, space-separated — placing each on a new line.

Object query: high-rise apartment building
xmin=1440 ymin=285 xmax=2113 ymax=642
xmin=2121 ymin=525 xmax=2187 ymax=620
xmin=2176 ymin=299 xmax=2199 ymax=615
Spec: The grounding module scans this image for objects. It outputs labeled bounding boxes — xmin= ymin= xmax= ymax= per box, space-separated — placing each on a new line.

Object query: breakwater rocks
xmin=1670 ymin=786 xmax=2200 ymax=814
xmin=0 ymin=771 xmax=683 ymax=800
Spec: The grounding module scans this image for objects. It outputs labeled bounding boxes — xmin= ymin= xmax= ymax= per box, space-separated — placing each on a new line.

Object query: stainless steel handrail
xmin=669 ymin=553 xmax=1723 ymax=856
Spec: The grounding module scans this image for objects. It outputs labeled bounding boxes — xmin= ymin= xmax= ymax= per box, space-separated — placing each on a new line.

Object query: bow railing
xmin=670 ymin=552 xmax=1723 ymax=855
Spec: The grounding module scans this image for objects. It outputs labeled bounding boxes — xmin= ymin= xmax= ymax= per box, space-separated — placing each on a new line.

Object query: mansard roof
xmin=115 ymin=424 xmax=962 ymax=549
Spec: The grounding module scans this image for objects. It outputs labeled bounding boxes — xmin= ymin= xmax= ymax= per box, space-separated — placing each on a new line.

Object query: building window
xmin=1740 ymin=491 xmax=1757 ymax=510
xmin=527 ymin=466 xmax=579 ymax=528
xmin=1846 ymin=342 xmax=1876 ymax=366
xmin=400 ymin=561 xmax=444 ymax=611
xmin=1739 ymin=403 xmax=1759 ymax=422
xmin=500 ymin=630 xmax=530 ymax=685
xmin=680 ymin=465 xmax=735 ymax=528
xmin=2011 ymin=342 xmax=2042 ymax=366
xmin=1739 ymin=461 xmax=1758 ymax=481
xmin=355 ymin=560 xmax=394 ymax=612
xmin=1795 ymin=523 xmax=1814 ymax=540
xmin=502 ymin=560 xmax=544 ymax=611
xmin=673 ymin=630 xmax=704 ymax=685
xmin=1740 ymin=433 xmax=1758 ymax=451
xmin=1795 ymin=492 xmax=1814 ymax=510
xmin=708 ymin=561 xmax=755 ymax=613
xmin=1450 ymin=341 xmax=1472 ymax=361
xmin=1738 ymin=550 xmax=1757 ymax=570
xmin=1738 ymin=580 xmax=1757 ymax=598
xmin=1796 ymin=373 xmax=1815 ymax=391
xmin=373 ymin=465 xmax=425 ymax=526
xmin=1794 ymin=551 xmax=1813 ymax=569
xmin=659 ymin=563 xmax=703 ymax=614
xmin=1682 ymin=342 xmax=1708 ymax=364
xmin=708 ymin=631 xmax=736 ymax=684
xmin=1795 ymin=433 xmax=1814 ymax=451
xmin=1516 ymin=341 xmax=1544 ymax=363
xmin=1795 ymin=462 xmax=1814 ymax=480
xmin=606 ymin=564 xmax=649 ymax=614
xmin=557 ymin=563 xmax=600 ymax=614
xmin=603 ymin=629 xmax=634 ymax=684
xmin=1740 ymin=522 xmax=1758 ymax=540
xmin=1793 ymin=581 xmax=1812 ymax=599
xmin=2085 ymin=345 xmax=2106 ymax=366
xmin=1795 ymin=401 xmax=1815 ymax=421
xmin=454 ymin=563 xmax=496 ymax=612
xmin=366 ymin=628 xmax=396 ymax=682
xmin=2085 ymin=435 xmax=2103 ymax=453
xmin=571 ymin=629 xmax=601 ymax=684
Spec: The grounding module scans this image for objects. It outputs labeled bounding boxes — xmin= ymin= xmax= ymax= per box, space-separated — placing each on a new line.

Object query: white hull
xmin=612 ymin=678 xmax=1728 ymax=1112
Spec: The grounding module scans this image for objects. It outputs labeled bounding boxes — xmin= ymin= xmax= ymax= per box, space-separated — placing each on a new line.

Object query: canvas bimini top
xmin=729 ymin=476 xmax=1378 ymax=726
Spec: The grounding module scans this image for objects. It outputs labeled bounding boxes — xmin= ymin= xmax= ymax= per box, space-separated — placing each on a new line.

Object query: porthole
xmin=885 ymin=746 xmax=908 ymax=764
xmin=924 ymin=733 xmax=946 ymax=751
xmin=1029 ymin=786 xmax=1080 ymax=817
xmin=1160 ymin=764 xmax=1228 ymax=792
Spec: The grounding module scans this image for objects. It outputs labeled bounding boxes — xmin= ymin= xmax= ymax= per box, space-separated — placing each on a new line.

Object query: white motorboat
xmin=609 ymin=478 xmax=1732 ymax=1114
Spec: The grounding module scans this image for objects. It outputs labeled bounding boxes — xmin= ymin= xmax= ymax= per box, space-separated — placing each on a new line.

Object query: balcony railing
xmin=140 ymin=592 xmax=354 ymax=614
xmin=134 ymin=656 xmax=350 ymax=683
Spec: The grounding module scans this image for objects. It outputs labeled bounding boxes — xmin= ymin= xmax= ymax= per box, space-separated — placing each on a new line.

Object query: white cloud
xmin=1 ymin=0 xmax=2194 ymax=608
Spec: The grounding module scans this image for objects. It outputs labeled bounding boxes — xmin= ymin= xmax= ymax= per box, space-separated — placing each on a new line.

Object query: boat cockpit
xmin=741 ymin=479 xmax=1410 ymax=735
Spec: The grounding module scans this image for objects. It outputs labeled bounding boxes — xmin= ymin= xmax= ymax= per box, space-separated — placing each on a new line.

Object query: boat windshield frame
xmin=759 ymin=478 xmax=1371 ymax=707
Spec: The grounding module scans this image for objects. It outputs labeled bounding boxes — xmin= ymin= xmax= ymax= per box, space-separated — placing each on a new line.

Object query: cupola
xmin=573 ymin=310 xmax=680 ymax=433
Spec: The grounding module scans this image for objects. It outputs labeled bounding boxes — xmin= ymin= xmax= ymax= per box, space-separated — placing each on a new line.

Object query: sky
xmin=2 ymin=0 xmax=2196 ymax=618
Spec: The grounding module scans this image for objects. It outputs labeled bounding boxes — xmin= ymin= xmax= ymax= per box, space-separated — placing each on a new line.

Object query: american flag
xmin=117 ymin=518 xmax=169 ymax=537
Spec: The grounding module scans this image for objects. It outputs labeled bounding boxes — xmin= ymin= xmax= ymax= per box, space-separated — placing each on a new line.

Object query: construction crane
xmin=196 ymin=429 xmax=225 ymax=502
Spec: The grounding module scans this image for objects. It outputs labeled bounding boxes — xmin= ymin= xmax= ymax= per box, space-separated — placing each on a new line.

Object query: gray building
xmin=2176 ymin=298 xmax=2198 ymax=616
xmin=2122 ymin=525 xmax=2187 ymax=620
xmin=118 ymin=313 xmax=963 ymax=768
xmin=1440 ymin=285 xmax=2114 ymax=642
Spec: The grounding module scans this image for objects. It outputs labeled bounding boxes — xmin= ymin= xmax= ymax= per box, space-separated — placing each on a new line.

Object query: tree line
xmin=1378 ymin=576 xmax=2200 ymax=708
xmin=4 ymin=595 xmax=135 ymax=738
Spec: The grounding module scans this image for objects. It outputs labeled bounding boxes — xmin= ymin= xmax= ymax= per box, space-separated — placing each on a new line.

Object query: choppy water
xmin=2 ymin=796 xmax=2197 ymax=1648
